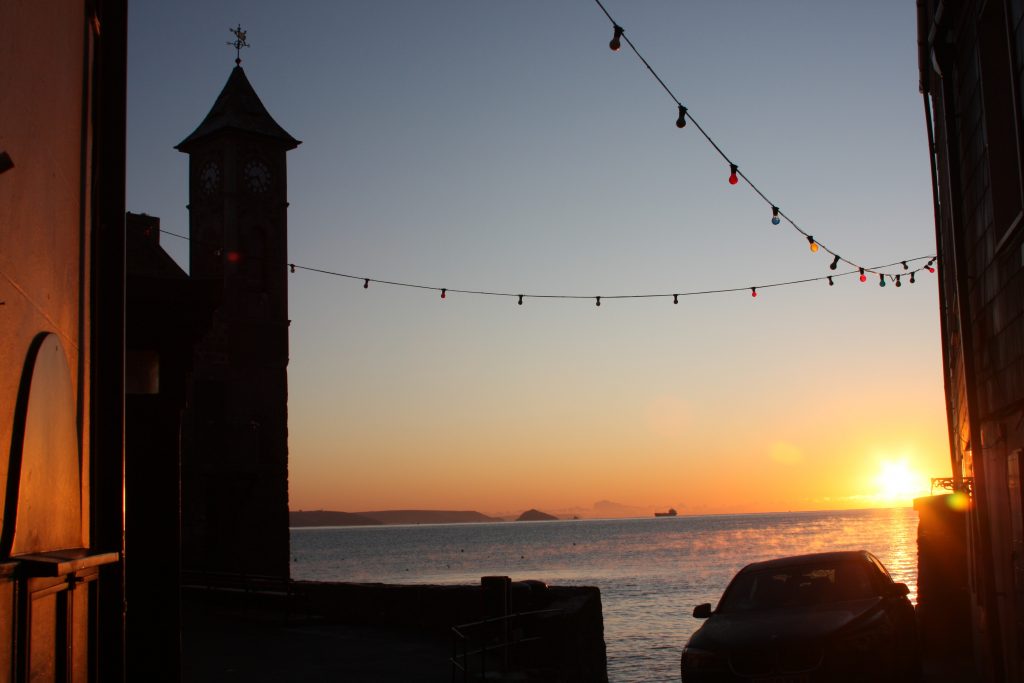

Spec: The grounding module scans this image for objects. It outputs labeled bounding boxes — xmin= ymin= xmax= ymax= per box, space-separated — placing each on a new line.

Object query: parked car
xmin=681 ymin=550 xmax=918 ymax=682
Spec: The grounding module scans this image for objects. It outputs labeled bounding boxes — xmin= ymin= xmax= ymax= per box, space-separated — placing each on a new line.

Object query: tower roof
xmin=176 ymin=66 xmax=300 ymax=152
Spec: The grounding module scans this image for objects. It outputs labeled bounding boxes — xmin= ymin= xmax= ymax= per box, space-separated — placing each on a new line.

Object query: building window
xmin=982 ymin=0 xmax=1024 ymax=249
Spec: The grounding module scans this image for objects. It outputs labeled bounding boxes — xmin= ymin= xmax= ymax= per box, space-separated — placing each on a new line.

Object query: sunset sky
xmin=127 ymin=1 xmax=948 ymax=517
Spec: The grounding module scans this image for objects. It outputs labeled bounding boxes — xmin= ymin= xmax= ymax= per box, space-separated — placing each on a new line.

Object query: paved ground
xmin=182 ymin=605 xmax=451 ymax=683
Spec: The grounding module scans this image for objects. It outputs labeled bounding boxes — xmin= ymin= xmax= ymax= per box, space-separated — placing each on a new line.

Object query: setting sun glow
xmin=875 ymin=460 xmax=927 ymax=505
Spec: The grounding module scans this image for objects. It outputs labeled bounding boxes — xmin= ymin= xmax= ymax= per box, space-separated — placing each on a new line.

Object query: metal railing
xmin=931 ymin=477 xmax=974 ymax=496
xmin=450 ymin=608 xmax=562 ymax=682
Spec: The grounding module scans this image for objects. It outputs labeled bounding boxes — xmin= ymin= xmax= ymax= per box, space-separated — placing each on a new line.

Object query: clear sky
xmin=127 ymin=1 xmax=948 ymax=518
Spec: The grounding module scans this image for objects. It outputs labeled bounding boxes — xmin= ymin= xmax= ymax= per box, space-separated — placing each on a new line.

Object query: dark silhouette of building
xmin=126 ymin=62 xmax=299 ymax=583
xmin=176 ymin=65 xmax=299 ymax=581
xmin=123 ymin=62 xmax=298 ymax=680
xmin=0 ymin=0 xmax=128 ymax=680
xmin=918 ymin=0 xmax=1024 ymax=679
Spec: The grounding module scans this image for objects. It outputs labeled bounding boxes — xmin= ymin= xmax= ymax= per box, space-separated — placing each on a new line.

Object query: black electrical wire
xmin=591 ymin=0 xmax=914 ymax=276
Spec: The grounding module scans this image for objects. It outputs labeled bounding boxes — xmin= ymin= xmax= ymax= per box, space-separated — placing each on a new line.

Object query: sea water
xmin=290 ymin=507 xmax=917 ymax=682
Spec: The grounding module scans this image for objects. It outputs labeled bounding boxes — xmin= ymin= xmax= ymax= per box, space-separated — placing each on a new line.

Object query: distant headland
xmin=290 ymin=509 xmax=503 ymax=527
xmin=516 ymin=508 xmax=559 ymax=521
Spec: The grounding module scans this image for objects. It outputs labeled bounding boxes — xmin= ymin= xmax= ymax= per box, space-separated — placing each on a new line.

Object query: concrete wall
xmin=186 ymin=577 xmax=608 ymax=681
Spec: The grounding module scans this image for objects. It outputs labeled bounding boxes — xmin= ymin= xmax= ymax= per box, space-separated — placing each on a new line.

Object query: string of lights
xmin=592 ymin=0 xmax=926 ymax=281
xmin=158 ymin=229 xmax=935 ymax=305
xmin=150 ymin=6 xmax=939 ymax=309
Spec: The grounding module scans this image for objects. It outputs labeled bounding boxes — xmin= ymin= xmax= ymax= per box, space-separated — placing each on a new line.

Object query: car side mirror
xmin=889 ymin=582 xmax=910 ymax=597
xmin=693 ymin=603 xmax=712 ymax=619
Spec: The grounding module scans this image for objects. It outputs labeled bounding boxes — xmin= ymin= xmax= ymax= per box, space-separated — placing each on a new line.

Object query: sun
xmin=874 ymin=460 xmax=926 ymax=505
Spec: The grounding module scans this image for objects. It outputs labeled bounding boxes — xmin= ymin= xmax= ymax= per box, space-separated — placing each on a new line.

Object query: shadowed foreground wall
xmin=183 ymin=578 xmax=607 ymax=682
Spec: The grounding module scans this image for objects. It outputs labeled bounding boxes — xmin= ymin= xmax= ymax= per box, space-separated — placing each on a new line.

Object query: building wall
xmin=920 ymin=0 xmax=1024 ymax=679
xmin=0 ymin=0 xmax=127 ymax=681
xmin=0 ymin=0 xmax=92 ymax=548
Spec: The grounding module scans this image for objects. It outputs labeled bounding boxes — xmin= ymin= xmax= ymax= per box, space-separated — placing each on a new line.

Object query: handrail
xmin=452 ymin=608 xmax=562 ymax=634
xmin=450 ymin=608 xmax=564 ymax=682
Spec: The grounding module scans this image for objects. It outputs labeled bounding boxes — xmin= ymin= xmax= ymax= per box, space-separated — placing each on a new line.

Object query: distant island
xmin=516 ymin=508 xmax=559 ymax=522
xmin=289 ymin=509 xmax=502 ymax=527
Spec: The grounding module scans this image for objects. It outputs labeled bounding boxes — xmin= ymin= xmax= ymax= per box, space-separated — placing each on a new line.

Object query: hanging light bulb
xmin=830 ymin=254 xmax=840 ymax=270
xmin=927 ymin=264 xmax=936 ymax=273
xmin=771 ymin=206 xmax=781 ymax=225
xmin=609 ymin=25 xmax=624 ymax=51
xmin=596 ymin=296 xmax=602 ymax=307
xmin=902 ymin=261 xmax=909 ymax=270
xmin=807 ymin=235 xmax=819 ymax=253
xmin=673 ymin=294 xmax=679 ymax=304
xmin=859 ymin=268 xmax=867 ymax=283
xmin=751 ymin=287 xmax=757 ymax=298
xmin=363 ymin=278 xmax=369 ymax=289
xmin=289 ymin=263 xmax=295 ymax=273
xmin=676 ymin=105 xmax=688 ymax=129
xmin=910 ymin=272 xmax=916 ymax=284
xmin=828 ymin=276 xmax=834 ymax=286
xmin=728 ymin=164 xmax=739 ymax=185
xmin=441 ymin=288 xmax=447 ymax=299
xmin=879 ymin=274 xmax=886 ymax=287
xmin=895 ymin=275 xmax=902 ymax=287
xmin=518 ymin=295 xmax=523 ymax=305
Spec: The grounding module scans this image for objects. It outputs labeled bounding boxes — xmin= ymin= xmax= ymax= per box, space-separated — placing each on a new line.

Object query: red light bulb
xmin=441 ymin=288 xmax=446 ymax=299
xmin=728 ymin=164 xmax=739 ymax=185
xmin=859 ymin=268 xmax=866 ymax=283
xmin=751 ymin=287 xmax=757 ymax=298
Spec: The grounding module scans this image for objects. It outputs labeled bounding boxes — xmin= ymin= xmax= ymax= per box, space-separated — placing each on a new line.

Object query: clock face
xmin=199 ymin=161 xmax=221 ymax=194
xmin=244 ymin=159 xmax=272 ymax=193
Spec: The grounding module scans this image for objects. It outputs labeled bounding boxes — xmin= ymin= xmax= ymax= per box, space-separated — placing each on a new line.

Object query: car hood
xmin=688 ymin=597 xmax=884 ymax=649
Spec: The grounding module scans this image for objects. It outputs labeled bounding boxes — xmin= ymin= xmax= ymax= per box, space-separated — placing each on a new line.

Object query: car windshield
xmin=716 ymin=559 xmax=879 ymax=613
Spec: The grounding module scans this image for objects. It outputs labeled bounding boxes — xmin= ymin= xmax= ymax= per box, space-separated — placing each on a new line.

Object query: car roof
xmin=739 ymin=550 xmax=879 ymax=573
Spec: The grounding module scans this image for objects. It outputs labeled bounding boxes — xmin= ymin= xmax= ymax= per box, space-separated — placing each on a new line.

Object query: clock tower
xmin=176 ymin=64 xmax=300 ymax=579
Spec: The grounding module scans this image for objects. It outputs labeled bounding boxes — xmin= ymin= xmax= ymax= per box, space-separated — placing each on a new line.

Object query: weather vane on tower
xmin=227 ymin=24 xmax=249 ymax=66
